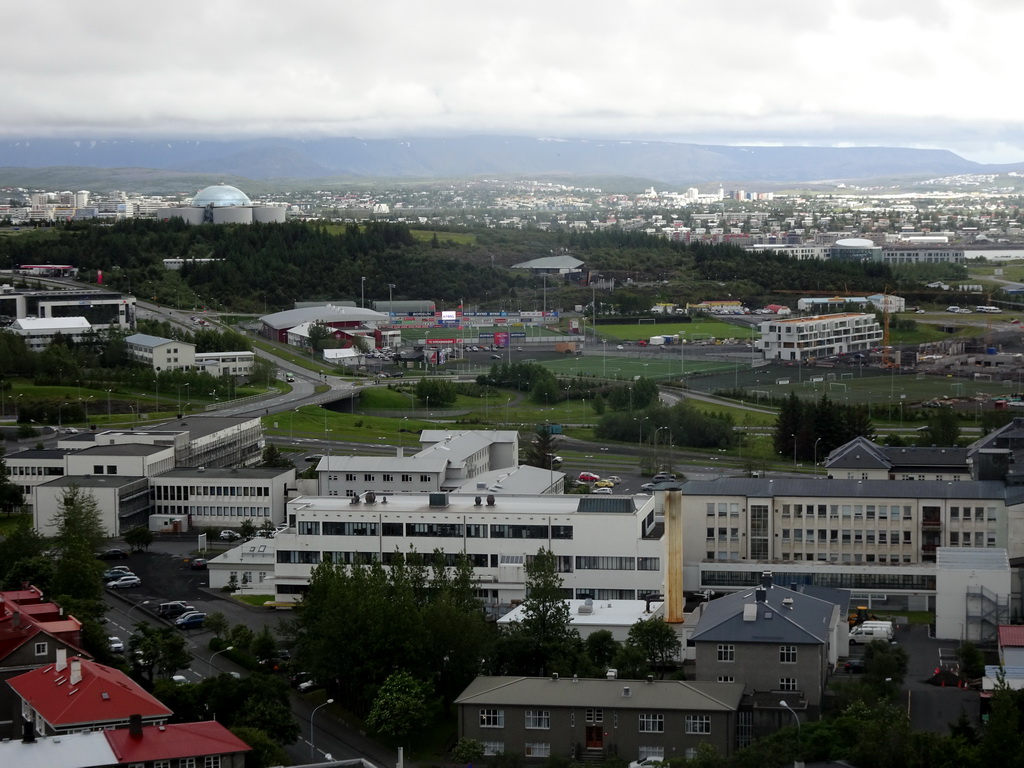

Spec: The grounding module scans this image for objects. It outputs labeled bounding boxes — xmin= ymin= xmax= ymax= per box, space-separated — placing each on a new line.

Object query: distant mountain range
xmin=0 ymin=135 xmax=1021 ymax=189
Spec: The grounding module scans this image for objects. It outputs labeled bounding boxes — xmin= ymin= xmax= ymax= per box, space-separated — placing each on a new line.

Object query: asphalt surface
xmin=103 ymin=536 xmax=397 ymax=768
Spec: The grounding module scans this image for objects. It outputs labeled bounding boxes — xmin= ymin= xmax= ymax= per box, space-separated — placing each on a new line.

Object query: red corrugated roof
xmin=7 ymin=657 xmax=171 ymax=727
xmin=999 ymin=625 xmax=1024 ymax=647
xmin=106 ymin=721 xmax=251 ymax=762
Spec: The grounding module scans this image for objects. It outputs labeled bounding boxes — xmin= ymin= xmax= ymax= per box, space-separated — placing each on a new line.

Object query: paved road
xmin=103 ymin=537 xmax=397 ymax=768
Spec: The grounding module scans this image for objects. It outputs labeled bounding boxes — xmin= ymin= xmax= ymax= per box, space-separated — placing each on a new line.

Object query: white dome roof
xmin=192 ymin=184 xmax=252 ymax=208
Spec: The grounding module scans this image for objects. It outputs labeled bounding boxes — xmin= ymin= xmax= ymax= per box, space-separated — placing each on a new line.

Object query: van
xmin=849 ymin=624 xmax=894 ymax=644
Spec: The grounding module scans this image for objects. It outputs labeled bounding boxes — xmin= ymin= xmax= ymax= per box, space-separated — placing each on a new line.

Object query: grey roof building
xmin=455 ymin=675 xmax=746 ymax=761
xmin=825 ymin=436 xmax=969 ymax=480
xmin=689 ymin=572 xmax=842 ymax=727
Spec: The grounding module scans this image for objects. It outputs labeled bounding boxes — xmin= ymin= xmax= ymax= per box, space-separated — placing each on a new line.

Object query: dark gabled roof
xmin=455 ymin=675 xmax=743 ymax=712
xmin=576 ymin=496 xmax=638 ymax=514
xmin=690 ymin=583 xmax=834 ymax=645
xmin=825 ymin=437 xmax=968 ymax=472
xmin=825 ymin=437 xmax=889 ymax=469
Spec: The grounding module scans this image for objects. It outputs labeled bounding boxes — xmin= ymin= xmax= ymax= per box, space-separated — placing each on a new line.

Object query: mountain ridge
xmin=0 ymin=135 xmax=1020 ymax=188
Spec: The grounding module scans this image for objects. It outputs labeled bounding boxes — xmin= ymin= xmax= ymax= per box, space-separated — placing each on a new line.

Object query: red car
xmin=578 ymin=472 xmax=600 ymax=483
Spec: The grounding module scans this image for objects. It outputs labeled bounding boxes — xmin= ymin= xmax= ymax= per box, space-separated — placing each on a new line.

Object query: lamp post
xmin=310 ymin=698 xmax=335 ymax=761
xmin=127 ymin=600 xmax=150 ymax=623
xmin=15 ymin=393 xmax=22 ymax=422
xmin=360 ymin=276 xmax=366 ymax=309
xmin=58 ymin=402 xmax=69 ymax=432
xmin=813 ymin=437 xmax=823 ymax=476
xmin=388 ymin=282 xmax=395 ymax=320
xmin=636 ymin=415 xmax=650 ymax=450
xmin=779 ymin=699 xmax=801 ymax=761
xmin=106 ymin=389 xmax=112 ymax=419
xmin=209 ymin=645 xmax=235 ymax=676
xmin=654 ymin=426 xmax=669 ymax=471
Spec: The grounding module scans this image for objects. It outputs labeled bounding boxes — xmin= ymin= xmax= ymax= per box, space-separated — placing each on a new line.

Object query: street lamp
xmin=636 ymin=415 xmax=651 ymax=448
xmin=813 ymin=437 xmax=823 ymax=476
xmin=360 ymin=276 xmax=366 ymax=308
xmin=127 ymin=600 xmax=150 ymax=622
xmin=209 ymin=645 xmax=235 ymax=676
xmin=57 ymin=402 xmax=70 ymax=432
xmin=106 ymin=389 xmax=113 ymax=418
xmin=310 ymin=698 xmax=335 ymax=761
xmin=388 ymin=283 xmax=395 ymax=320
xmin=779 ymin=699 xmax=801 ymax=759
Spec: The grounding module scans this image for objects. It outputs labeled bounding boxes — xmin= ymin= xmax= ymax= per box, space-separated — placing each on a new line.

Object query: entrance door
xmin=585 ymin=725 xmax=603 ymax=749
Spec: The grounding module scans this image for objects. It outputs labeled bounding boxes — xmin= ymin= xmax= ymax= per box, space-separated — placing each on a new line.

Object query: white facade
xmin=124 ymin=334 xmax=196 ymax=372
xmin=148 ymin=467 xmax=296 ymax=528
xmin=33 ymin=476 xmax=149 ymax=537
xmin=757 ymin=313 xmax=882 ymax=361
xmin=194 ymin=350 xmax=255 ymax=377
xmin=934 ymin=548 xmax=1011 ymax=642
xmin=9 ymin=317 xmax=92 ymax=350
xmin=66 ymin=444 xmax=176 ymax=478
xmin=272 ymin=493 xmax=664 ymax=606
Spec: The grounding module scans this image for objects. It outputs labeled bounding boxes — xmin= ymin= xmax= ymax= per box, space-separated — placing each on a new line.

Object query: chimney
xmin=70 ymin=659 xmax=82 ymax=685
xmin=12 ymin=611 xmax=20 ymax=628
xmin=755 ymin=587 xmax=767 ymax=603
xmin=129 ymin=714 xmax=143 ymax=738
xmin=56 ymin=648 xmax=67 ymax=671
xmin=760 ymin=571 xmax=773 ymax=589
xmin=664 ymin=488 xmax=684 ymax=623
xmin=21 ymin=717 xmax=35 ymax=744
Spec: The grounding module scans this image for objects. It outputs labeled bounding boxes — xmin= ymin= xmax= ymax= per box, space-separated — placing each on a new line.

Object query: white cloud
xmin=3 ymin=0 xmax=1023 ymax=162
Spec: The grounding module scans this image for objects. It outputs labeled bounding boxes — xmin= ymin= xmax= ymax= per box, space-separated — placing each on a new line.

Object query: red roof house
xmin=7 ymin=655 xmax=171 ymax=736
xmin=106 ymin=720 xmax=251 ymax=767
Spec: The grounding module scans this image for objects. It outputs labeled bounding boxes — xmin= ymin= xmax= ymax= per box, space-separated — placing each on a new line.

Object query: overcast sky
xmin=7 ymin=0 xmax=1023 ymax=163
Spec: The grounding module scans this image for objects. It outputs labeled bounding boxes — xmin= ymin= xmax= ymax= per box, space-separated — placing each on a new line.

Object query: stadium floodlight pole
xmin=361 ymin=276 xmax=366 ymax=308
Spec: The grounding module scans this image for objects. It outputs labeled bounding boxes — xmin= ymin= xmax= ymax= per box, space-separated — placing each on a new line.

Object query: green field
xmin=538 ymin=354 xmax=735 ymax=381
xmin=597 ymin=319 xmax=750 ymax=342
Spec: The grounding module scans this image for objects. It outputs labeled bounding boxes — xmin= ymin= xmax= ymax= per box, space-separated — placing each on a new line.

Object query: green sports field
xmin=597 ymin=319 xmax=753 ymax=342
xmin=539 ymin=354 xmax=735 ymax=381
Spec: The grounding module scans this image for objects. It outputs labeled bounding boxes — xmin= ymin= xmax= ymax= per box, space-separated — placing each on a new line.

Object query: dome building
xmin=156 ymin=183 xmax=286 ymax=225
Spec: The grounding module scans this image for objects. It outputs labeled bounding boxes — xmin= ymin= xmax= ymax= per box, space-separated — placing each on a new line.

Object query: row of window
xmin=8 ymin=465 xmax=63 ymax=476
xmin=152 ymin=485 xmax=271 ymax=500
xmin=478 ymin=709 xmax=710 ymax=734
xmin=330 ymin=473 xmax=435 ymax=483
xmin=716 ymin=644 xmax=797 ymax=663
xmin=296 ymin=520 xmax=574 ymax=540
xmin=278 ymin=548 xmax=663 ymax=573
xmin=180 ymin=506 xmax=271 ymax=517
xmin=702 ymin=569 xmax=936 ymax=591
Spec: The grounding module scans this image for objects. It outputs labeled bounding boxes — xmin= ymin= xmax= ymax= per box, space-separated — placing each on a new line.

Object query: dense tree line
xmin=773 ymin=392 xmax=874 ymax=462
xmin=596 ymin=403 xmax=736 ymax=450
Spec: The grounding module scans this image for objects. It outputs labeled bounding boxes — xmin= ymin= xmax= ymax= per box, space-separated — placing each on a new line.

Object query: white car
xmin=108 ymin=636 xmax=124 ymax=653
xmin=106 ymin=575 xmax=142 ymax=589
xmin=219 ymin=530 xmax=241 ymax=541
xmin=592 ymin=487 xmax=613 ymax=494
xmin=629 ymin=759 xmax=663 ymax=768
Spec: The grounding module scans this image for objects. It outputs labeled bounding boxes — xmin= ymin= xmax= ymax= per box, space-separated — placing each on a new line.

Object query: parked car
xmin=297 ymin=678 xmax=324 ymax=693
xmin=190 ymin=558 xmax=208 ymax=570
xmin=578 ymin=472 xmax=600 ymax=482
xmin=490 ymin=354 xmax=502 ymax=359
xmin=305 ymin=454 xmax=323 ymax=463
xmin=640 ymin=482 xmax=657 ymax=492
xmin=592 ymin=487 xmax=613 ymax=495
xmin=103 ymin=569 xmax=135 ymax=582
xmin=106 ymin=575 xmax=141 ymax=589
xmin=843 ymin=658 xmax=866 ymax=674
xmin=98 ymin=548 xmax=129 ymax=560
xmin=108 ymin=636 xmax=124 ymax=653
xmin=157 ymin=602 xmax=195 ymax=618
xmin=175 ymin=612 xmax=207 ymax=629
xmin=219 ymin=530 xmax=241 ymax=541
xmin=290 ymin=671 xmax=314 ymax=689
xmin=651 ymin=472 xmax=677 ymax=483
xmin=606 ymin=475 xmax=622 ymax=485
xmin=629 ymin=759 xmax=663 ymax=768
xmin=594 ymin=479 xmax=615 ymax=488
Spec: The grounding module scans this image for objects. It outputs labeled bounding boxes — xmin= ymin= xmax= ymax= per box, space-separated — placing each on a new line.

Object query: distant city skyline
xmin=6 ymin=1 xmax=1023 ymax=164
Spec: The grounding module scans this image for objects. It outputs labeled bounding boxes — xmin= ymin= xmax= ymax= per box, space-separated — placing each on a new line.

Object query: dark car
xmin=98 ymin=548 xmax=129 ymax=560
xmin=157 ymin=602 xmax=195 ymax=619
xmin=189 ymin=558 xmax=208 ymax=570
xmin=175 ymin=612 xmax=207 ymax=629
xmin=843 ymin=658 xmax=866 ymax=674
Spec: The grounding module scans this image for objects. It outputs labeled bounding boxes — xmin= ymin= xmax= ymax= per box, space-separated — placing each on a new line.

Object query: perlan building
xmin=157 ymin=184 xmax=286 ymax=225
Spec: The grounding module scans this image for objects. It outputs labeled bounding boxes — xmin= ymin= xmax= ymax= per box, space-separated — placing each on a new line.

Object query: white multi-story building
xmin=757 ymin=313 xmax=882 ymax=361
xmin=269 ymin=492 xmax=664 ymax=607
xmin=124 ymin=334 xmax=196 ymax=372
xmin=148 ymin=466 xmax=296 ymax=528
xmin=9 ymin=317 xmax=92 ymax=350
xmin=195 ymin=350 xmax=255 ymax=377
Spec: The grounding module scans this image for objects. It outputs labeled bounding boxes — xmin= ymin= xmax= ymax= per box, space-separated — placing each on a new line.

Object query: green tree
xmin=239 ymin=519 xmax=256 ymax=540
xmin=49 ymin=485 xmax=106 ymax=602
xmin=229 ymin=726 xmax=290 ymax=768
xmin=452 ymin=737 xmax=486 ymax=765
xmin=123 ymin=525 xmax=153 ymax=552
xmin=306 ymin=322 xmax=336 ymax=353
xmin=366 ymin=670 xmax=432 ymax=744
xmin=250 ymin=625 xmax=278 ymax=662
xmin=130 ymin=623 xmax=193 ymax=683
xmin=258 ymin=444 xmax=295 ymax=469
xmin=205 ymin=612 xmax=230 ymax=639
xmin=625 ymin=617 xmax=681 ymax=679
xmin=523 ymin=426 xmax=559 ymax=469
xmin=925 ymin=407 xmax=962 ymax=446
xmin=864 ymin=638 xmax=909 ymax=694
xmin=584 ymin=629 xmax=620 ymax=670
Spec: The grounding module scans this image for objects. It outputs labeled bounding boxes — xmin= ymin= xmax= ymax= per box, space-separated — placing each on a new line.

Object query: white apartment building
xmin=124 ymin=334 xmax=196 ymax=372
xmin=270 ymin=492 xmax=664 ymax=606
xmin=9 ymin=317 xmax=93 ymax=350
xmin=674 ymin=477 xmax=1022 ymax=612
xmin=148 ymin=466 xmax=296 ymax=528
xmin=757 ymin=313 xmax=882 ymax=361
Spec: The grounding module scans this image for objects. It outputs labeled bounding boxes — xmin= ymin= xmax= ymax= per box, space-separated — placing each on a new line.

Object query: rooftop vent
xmin=606 ymin=669 xmax=617 ymax=680
xmin=743 ymin=603 xmax=757 ymax=622
xmin=578 ymin=598 xmax=594 ymax=615
xmin=622 ymin=686 xmax=631 ymax=697
xmin=486 ymin=494 xmax=496 ymax=506
xmin=551 ymin=673 xmax=559 ymax=681
xmin=474 ymin=496 xmax=482 ymax=506
xmin=428 ymin=492 xmax=449 ymax=508
xmin=782 ymin=598 xmax=794 ymax=609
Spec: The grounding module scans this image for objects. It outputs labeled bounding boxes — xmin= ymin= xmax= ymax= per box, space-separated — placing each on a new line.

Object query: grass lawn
xmin=597 ymin=319 xmax=751 ymax=342
xmin=234 ymin=594 xmax=274 ymax=607
xmin=539 ymin=354 xmax=736 ymax=381
xmin=0 ymin=513 xmax=31 ymax=536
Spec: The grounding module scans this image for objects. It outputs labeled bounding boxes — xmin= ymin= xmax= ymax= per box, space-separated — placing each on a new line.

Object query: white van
xmin=849 ymin=624 xmax=894 ymax=644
